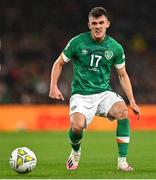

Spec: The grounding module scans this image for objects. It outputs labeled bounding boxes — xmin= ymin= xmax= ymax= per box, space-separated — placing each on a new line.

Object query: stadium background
xmin=0 ymin=0 xmax=156 ymax=179
xmin=0 ymin=0 xmax=156 ymax=131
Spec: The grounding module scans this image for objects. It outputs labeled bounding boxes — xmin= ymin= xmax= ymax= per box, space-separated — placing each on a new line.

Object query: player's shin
xmin=116 ymin=119 xmax=134 ymax=171
xmin=116 ymin=119 xmax=130 ymax=157
xmin=69 ymin=128 xmax=83 ymax=151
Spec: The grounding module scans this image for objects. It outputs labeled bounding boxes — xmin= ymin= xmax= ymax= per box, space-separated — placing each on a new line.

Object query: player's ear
xmin=106 ymin=20 xmax=110 ymax=28
xmin=88 ymin=22 xmax=91 ymax=29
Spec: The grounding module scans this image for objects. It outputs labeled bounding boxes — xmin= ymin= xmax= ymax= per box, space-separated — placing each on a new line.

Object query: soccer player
xmin=49 ymin=7 xmax=140 ymax=172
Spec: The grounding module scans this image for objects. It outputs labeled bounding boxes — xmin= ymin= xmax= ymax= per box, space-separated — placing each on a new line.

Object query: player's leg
xmin=66 ymin=113 xmax=85 ymax=170
xmin=69 ymin=112 xmax=85 ymax=151
xmin=97 ymin=91 xmax=133 ymax=171
xmin=66 ymin=94 xmax=97 ymax=170
xmin=108 ymin=101 xmax=133 ymax=172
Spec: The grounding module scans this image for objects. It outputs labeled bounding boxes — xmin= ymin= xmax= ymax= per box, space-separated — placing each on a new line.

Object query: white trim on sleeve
xmin=114 ymin=62 xmax=125 ymax=69
xmin=62 ymin=52 xmax=71 ymax=62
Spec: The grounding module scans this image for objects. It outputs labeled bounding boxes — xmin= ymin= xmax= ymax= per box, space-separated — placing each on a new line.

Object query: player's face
xmin=88 ymin=15 xmax=110 ymax=41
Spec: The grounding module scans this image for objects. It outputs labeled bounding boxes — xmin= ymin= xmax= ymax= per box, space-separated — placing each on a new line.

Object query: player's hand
xmin=49 ymin=85 xmax=64 ymax=101
xmin=130 ymin=101 xmax=140 ymax=120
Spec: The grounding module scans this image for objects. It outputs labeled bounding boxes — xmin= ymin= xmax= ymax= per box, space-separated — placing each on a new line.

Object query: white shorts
xmin=69 ymin=91 xmax=124 ymax=126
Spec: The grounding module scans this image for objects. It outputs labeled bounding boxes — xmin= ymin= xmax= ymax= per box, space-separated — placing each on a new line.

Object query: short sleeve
xmin=114 ymin=45 xmax=125 ymax=69
xmin=62 ymin=37 xmax=76 ymax=62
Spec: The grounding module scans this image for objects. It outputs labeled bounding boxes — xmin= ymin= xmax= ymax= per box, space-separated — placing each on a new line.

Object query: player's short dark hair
xmin=89 ymin=7 xmax=108 ymax=19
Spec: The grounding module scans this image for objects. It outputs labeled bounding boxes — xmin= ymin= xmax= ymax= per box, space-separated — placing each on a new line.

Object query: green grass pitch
xmin=0 ymin=131 xmax=156 ymax=179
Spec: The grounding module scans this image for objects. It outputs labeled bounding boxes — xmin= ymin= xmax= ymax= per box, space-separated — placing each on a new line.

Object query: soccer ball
xmin=9 ymin=147 xmax=37 ymax=174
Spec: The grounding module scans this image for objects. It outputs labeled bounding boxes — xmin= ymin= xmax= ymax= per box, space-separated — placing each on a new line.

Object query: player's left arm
xmin=116 ymin=66 xmax=141 ymax=119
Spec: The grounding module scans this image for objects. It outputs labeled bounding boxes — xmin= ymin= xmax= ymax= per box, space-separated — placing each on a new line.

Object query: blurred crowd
xmin=0 ymin=0 xmax=156 ymax=104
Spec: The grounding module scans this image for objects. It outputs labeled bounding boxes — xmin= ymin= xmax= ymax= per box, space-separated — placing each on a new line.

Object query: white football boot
xmin=117 ymin=157 xmax=134 ymax=172
xmin=66 ymin=148 xmax=81 ymax=170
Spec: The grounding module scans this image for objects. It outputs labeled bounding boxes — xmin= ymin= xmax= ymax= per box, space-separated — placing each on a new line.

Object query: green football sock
xmin=116 ymin=119 xmax=130 ymax=157
xmin=69 ymin=128 xmax=83 ymax=151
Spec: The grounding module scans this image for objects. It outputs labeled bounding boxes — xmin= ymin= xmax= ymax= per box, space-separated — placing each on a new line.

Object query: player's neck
xmin=91 ymin=33 xmax=106 ymax=43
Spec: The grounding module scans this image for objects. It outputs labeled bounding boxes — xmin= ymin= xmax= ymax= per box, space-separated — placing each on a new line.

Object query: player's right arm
xmin=49 ymin=35 xmax=76 ymax=100
xmin=49 ymin=54 xmax=66 ymax=101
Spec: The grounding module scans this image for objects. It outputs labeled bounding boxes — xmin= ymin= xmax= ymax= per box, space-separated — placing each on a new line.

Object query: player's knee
xmin=122 ymin=109 xmax=128 ymax=118
xmin=110 ymin=104 xmax=128 ymax=119
xmin=71 ymin=122 xmax=84 ymax=134
xmin=70 ymin=113 xmax=86 ymax=133
xmin=115 ymin=108 xmax=128 ymax=119
xmin=119 ymin=109 xmax=128 ymax=119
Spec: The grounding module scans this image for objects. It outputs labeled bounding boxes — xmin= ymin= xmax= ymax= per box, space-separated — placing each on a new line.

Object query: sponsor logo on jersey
xmin=88 ymin=67 xmax=99 ymax=72
xmin=81 ymin=49 xmax=88 ymax=55
xmin=104 ymin=50 xmax=114 ymax=60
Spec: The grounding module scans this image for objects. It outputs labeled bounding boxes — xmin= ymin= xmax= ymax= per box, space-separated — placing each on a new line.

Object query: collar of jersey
xmin=89 ymin=32 xmax=108 ymax=44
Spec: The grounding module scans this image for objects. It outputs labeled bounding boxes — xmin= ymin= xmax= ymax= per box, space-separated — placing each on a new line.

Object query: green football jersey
xmin=62 ymin=32 xmax=125 ymax=95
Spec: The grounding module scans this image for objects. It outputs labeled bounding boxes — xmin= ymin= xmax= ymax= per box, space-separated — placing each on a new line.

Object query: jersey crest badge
xmin=104 ymin=50 xmax=113 ymax=60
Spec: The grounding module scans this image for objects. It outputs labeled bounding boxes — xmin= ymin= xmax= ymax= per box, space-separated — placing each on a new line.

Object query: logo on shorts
xmin=71 ymin=105 xmax=77 ymax=111
xmin=104 ymin=50 xmax=113 ymax=60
